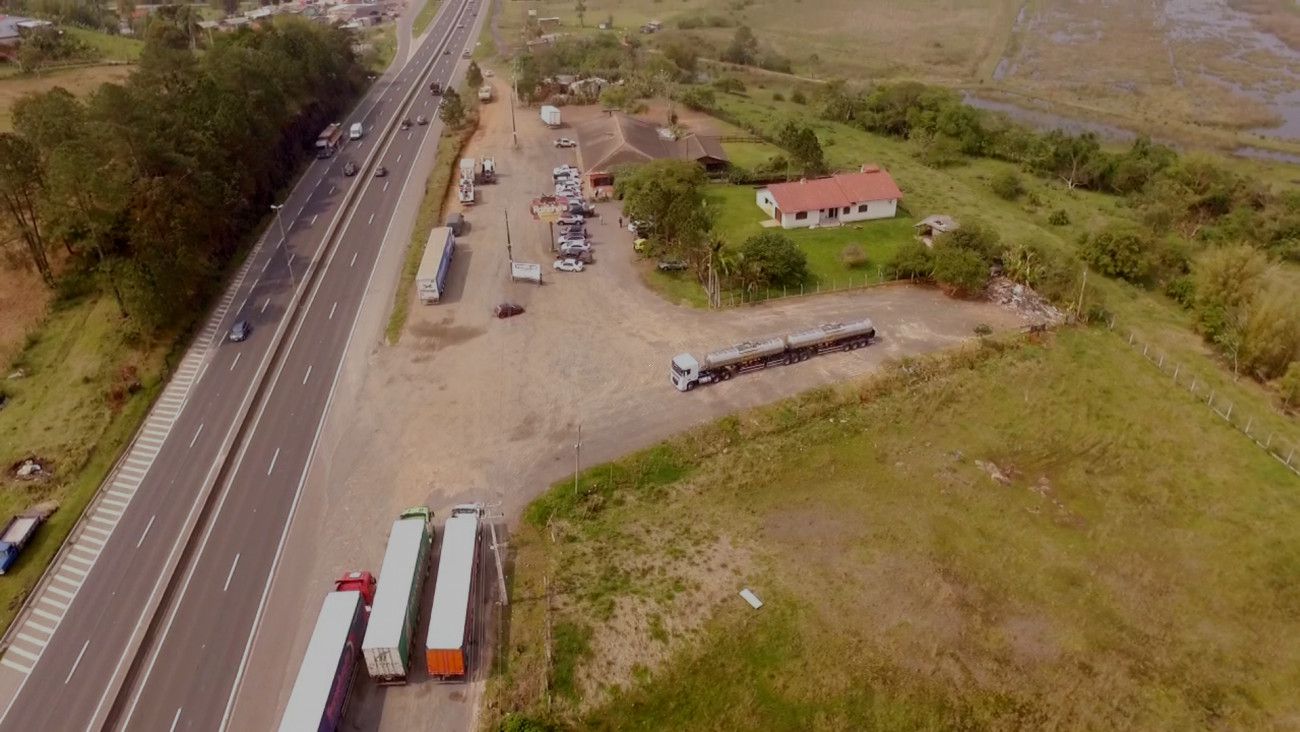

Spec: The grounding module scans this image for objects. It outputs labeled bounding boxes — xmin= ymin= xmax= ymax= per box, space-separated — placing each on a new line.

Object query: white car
xmin=484 ymin=69 xmax=494 ymax=77
xmin=558 ymin=214 xmax=584 ymax=226
xmin=553 ymin=258 xmax=585 ymax=272
xmin=554 ymin=138 xmax=577 ymax=148
xmin=560 ymin=242 xmax=592 ymax=256
xmin=553 ymin=165 xmax=579 ymax=177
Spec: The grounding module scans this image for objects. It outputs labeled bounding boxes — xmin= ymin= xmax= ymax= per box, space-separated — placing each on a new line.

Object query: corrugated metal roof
xmin=763 ymin=167 xmax=903 ymax=214
xmin=279 ymin=591 xmax=360 ymax=731
xmin=363 ymin=517 xmax=427 ymax=652
xmin=425 ymin=514 xmax=479 ymax=650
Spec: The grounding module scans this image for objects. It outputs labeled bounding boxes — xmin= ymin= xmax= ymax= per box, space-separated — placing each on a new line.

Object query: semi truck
xmin=0 ymin=510 xmax=48 ymax=575
xmin=277 ymin=572 xmax=376 ymax=732
xmin=425 ymin=505 xmax=483 ymax=681
xmin=458 ymin=158 xmax=476 ymax=205
xmin=670 ymin=319 xmax=876 ymax=392
xmin=479 ymin=157 xmax=496 ymax=184
xmin=416 ymin=226 xmax=456 ymax=304
xmin=540 ymin=105 xmax=561 ymax=128
xmin=362 ymin=507 xmax=433 ymax=685
xmin=477 ymin=85 xmax=492 ymax=102
xmin=315 ymin=123 xmax=343 ymax=158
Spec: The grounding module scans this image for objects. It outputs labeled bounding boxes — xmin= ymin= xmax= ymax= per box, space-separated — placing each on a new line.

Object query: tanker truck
xmin=670 ymin=318 xmax=875 ymax=391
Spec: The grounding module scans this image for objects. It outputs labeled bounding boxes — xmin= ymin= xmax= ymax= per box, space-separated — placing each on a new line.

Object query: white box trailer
xmin=540 ymin=105 xmax=561 ymax=127
xmin=459 ymin=157 xmax=476 ymax=182
xmin=279 ymin=590 xmax=366 ymax=732
xmin=361 ymin=507 xmax=432 ymax=684
xmin=424 ymin=507 xmax=482 ymax=679
xmin=416 ymin=227 xmax=456 ymax=304
xmin=510 ymin=261 xmax=541 ymax=284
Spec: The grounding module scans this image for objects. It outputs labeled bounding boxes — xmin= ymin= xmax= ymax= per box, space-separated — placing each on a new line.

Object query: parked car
xmin=554 ymin=138 xmax=577 ymax=148
xmin=633 ymin=238 xmax=650 ymax=253
xmin=556 ymin=233 xmax=588 ymax=246
xmin=558 ymin=214 xmax=584 ymax=226
xmin=416 ymin=115 xmax=429 ymax=125
xmin=375 ymin=166 xmax=388 ymax=177
xmin=557 ymin=248 xmax=593 ymax=264
xmin=494 ymin=302 xmax=524 ymax=318
xmin=553 ymin=165 xmax=579 ymax=177
xmin=553 ymin=258 xmax=585 ymax=272
xmin=228 ymin=319 xmax=253 ymax=342
xmin=560 ymin=241 xmax=592 ymax=256
xmin=657 ymin=260 xmax=688 ymax=272
xmin=560 ymin=225 xmax=587 ymax=237
xmin=343 ymin=161 xmax=358 ymax=177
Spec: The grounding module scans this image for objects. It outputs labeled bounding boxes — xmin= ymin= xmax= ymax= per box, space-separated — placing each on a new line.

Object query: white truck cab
xmin=670 ymin=353 xmax=700 ymax=391
xmin=349 ymin=122 xmax=364 ymax=140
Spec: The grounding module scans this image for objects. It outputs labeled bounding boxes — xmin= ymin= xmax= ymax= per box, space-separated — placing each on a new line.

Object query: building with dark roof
xmin=574 ymin=111 xmax=729 ymax=189
xmin=755 ymin=165 xmax=902 ymax=229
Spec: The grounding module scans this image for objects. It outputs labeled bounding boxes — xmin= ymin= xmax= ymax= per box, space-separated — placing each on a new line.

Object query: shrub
xmin=791 ymin=89 xmax=807 ymax=104
xmin=1048 ymin=209 xmax=1070 ymax=226
xmin=713 ymin=76 xmax=746 ymax=93
xmin=677 ymin=85 xmax=716 ymax=111
xmin=772 ymin=91 xmax=784 ymax=102
xmin=498 ymin=714 xmax=558 ymax=732
xmin=839 ymin=244 xmax=868 ymax=269
xmin=739 ymin=231 xmax=809 ymax=287
xmin=1080 ymin=225 xmax=1152 ymax=283
xmin=725 ymin=165 xmax=754 ymax=184
xmin=1277 ymin=361 xmax=1300 ymax=411
xmin=990 ymin=170 xmax=1024 ymax=201
xmin=932 ymin=246 xmax=990 ymax=296
xmin=888 ymin=240 xmax=934 ymax=279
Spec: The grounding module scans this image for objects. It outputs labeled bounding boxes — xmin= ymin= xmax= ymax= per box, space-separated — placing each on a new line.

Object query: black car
xmin=375 ymin=166 xmax=388 ymax=178
xmin=400 ymin=118 xmax=412 ymax=130
xmin=494 ymin=303 xmax=524 ymax=319
xmin=343 ymin=161 xmax=358 ymax=177
xmin=228 ymin=319 xmax=253 ymax=342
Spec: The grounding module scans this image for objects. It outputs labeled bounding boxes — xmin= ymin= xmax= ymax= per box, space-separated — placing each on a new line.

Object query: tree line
xmin=0 ymin=14 xmax=365 ymax=330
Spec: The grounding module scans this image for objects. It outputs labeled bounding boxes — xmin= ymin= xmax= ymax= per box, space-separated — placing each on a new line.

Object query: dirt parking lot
xmin=230 ymin=84 xmax=1030 ymax=731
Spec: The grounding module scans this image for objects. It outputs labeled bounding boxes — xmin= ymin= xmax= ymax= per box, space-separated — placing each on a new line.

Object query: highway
xmin=0 ymin=1 xmax=481 ymax=729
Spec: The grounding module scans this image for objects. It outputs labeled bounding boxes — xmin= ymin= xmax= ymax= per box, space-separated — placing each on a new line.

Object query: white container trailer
xmin=424 ymin=506 xmax=482 ymax=679
xmin=416 ymin=227 xmax=456 ymax=304
xmin=361 ymin=507 xmax=433 ymax=684
xmin=540 ymin=105 xmax=561 ymax=128
xmin=278 ymin=590 xmax=366 ymax=732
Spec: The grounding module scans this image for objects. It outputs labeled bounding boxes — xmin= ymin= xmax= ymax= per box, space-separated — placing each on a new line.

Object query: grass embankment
xmin=412 ymin=0 xmax=442 ymax=38
xmin=364 ymin=24 xmax=399 ymax=74
xmin=486 ymin=327 xmax=1300 ymax=730
xmin=63 ymin=27 xmax=145 ymax=62
xmin=385 ymin=109 xmax=478 ymax=343
xmin=0 ymin=294 xmax=169 ymax=629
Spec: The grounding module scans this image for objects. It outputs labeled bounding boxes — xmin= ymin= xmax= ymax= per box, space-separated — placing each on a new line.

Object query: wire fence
xmin=711 ymin=271 xmax=903 ymax=309
xmin=1110 ymin=318 xmax=1299 ymax=478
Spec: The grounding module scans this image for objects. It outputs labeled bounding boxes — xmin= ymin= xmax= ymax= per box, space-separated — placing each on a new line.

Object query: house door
xmin=825 ymin=207 xmax=837 ymax=220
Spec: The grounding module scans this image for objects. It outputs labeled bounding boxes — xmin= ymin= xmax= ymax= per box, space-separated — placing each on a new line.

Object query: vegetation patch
xmin=485 ymin=328 xmax=1300 ymax=730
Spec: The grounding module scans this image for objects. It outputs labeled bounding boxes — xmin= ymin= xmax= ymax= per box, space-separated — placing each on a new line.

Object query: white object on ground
xmin=739 ymin=588 xmax=763 ymax=610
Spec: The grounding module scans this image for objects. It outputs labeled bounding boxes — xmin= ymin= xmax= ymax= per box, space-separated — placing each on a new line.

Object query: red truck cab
xmin=334 ymin=571 xmax=377 ymax=608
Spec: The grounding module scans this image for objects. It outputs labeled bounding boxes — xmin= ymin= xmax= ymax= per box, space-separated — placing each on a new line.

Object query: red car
xmin=494 ymin=303 xmax=524 ymax=319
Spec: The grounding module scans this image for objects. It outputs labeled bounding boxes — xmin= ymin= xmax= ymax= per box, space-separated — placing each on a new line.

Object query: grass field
xmin=486 ymin=327 xmax=1300 ymax=730
xmin=63 ymin=27 xmax=145 ymax=62
xmin=412 ymin=0 xmax=442 ymax=38
xmin=0 ymin=64 xmax=133 ymax=131
xmin=364 ymin=24 xmax=399 ymax=74
xmin=0 ymin=294 xmax=168 ymax=628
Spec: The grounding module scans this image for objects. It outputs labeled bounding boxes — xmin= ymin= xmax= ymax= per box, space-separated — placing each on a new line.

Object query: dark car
xmin=400 ymin=118 xmax=412 ymax=130
xmin=228 ymin=319 xmax=253 ymax=342
xmin=375 ymin=166 xmax=388 ymax=178
xmin=430 ymin=82 xmax=442 ymax=94
xmin=494 ymin=303 xmax=524 ymax=319
xmin=343 ymin=161 xmax=358 ymax=177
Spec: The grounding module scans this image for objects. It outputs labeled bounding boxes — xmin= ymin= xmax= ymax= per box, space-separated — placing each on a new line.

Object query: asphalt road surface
xmin=0 ymin=2 xmax=481 ymax=729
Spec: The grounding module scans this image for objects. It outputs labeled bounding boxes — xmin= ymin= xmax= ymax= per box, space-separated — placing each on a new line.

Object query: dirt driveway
xmin=230 ymin=88 xmax=1030 ymax=731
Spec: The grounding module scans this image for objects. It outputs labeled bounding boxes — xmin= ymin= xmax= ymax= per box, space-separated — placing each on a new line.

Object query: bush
xmin=1277 ymin=361 xmax=1300 ymax=411
xmin=739 ymin=231 xmax=809 ymax=287
xmin=932 ymin=246 xmax=990 ymax=296
xmin=888 ymin=240 xmax=934 ymax=279
xmin=839 ymin=244 xmax=868 ymax=269
xmin=990 ymin=170 xmax=1025 ymax=201
xmin=772 ymin=91 xmax=785 ymax=102
xmin=791 ymin=89 xmax=807 ymax=104
xmin=939 ymin=220 xmax=1002 ymax=262
xmin=725 ymin=165 xmax=754 ymax=184
xmin=497 ymin=714 xmax=559 ymax=732
xmin=713 ymin=76 xmax=746 ymax=93
xmin=677 ymin=85 xmax=716 ymax=111
xmin=1048 ymin=209 xmax=1070 ymax=226
xmin=1080 ymin=225 xmax=1152 ymax=284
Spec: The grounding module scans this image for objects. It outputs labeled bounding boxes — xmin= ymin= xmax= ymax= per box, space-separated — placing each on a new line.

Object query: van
xmin=349 ymin=123 xmax=363 ymax=140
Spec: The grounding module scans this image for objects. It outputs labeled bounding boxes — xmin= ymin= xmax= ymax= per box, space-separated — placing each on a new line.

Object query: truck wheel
xmin=685 ymin=381 xmax=696 ymax=391
xmin=721 ymin=369 xmax=732 ymax=381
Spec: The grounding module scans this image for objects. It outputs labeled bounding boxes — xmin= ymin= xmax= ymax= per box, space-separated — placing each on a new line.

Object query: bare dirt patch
xmin=0 ymin=264 xmax=51 ymax=369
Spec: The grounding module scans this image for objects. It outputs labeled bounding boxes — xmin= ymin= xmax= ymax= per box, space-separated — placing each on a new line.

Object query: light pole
xmin=270 ymin=204 xmax=296 ymax=283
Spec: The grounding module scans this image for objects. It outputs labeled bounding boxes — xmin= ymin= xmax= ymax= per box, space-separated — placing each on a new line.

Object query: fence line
xmin=1109 ymin=317 xmax=1299 ymax=478
xmin=711 ymin=271 xmax=906 ymax=309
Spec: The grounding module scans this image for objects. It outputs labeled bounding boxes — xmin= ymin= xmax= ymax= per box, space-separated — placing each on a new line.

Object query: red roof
xmin=763 ymin=166 xmax=902 ymax=214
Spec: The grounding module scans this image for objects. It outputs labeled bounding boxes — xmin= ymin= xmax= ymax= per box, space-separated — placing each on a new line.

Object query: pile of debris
xmin=11 ymin=458 xmax=49 ymax=481
xmin=986 ymin=277 xmax=1065 ymax=325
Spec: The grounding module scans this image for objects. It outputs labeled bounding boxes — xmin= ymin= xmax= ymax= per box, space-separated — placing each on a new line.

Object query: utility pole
xmin=573 ymin=423 xmax=581 ymax=497
xmin=270 ymin=204 xmax=296 ymax=283
xmin=487 ymin=519 xmax=509 ymax=606
xmin=510 ymin=74 xmax=519 ymax=149
xmin=504 ymin=209 xmax=513 ymax=262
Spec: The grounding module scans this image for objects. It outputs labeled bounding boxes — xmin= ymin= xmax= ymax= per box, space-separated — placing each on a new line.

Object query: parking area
xmin=229 ymin=87 xmax=1032 ymax=731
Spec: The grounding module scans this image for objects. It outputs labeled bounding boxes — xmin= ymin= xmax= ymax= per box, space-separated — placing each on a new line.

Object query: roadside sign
xmin=530 ymin=195 xmax=567 ymax=222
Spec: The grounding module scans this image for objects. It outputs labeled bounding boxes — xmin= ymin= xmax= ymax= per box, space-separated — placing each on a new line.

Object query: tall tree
xmin=574 ymin=0 xmax=586 ymax=27
xmin=722 ymin=24 xmax=758 ymax=66
xmin=440 ymin=87 xmax=466 ymax=127
xmin=777 ymin=122 xmax=825 ymax=176
xmin=615 ymin=159 xmax=713 ymax=276
xmin=0 ymin=134 xmax=53 ymax=285
xmin=466 ymin=60 xmax=483 ymax=89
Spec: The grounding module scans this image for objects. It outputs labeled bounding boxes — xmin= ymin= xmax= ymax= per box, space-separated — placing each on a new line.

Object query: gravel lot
xmin=230 ymin=85 xmax=1030 ymax=731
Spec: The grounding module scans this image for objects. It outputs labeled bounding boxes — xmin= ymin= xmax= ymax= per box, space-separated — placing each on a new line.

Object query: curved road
xmin=0 ymin=1 xmax=482 ymax=729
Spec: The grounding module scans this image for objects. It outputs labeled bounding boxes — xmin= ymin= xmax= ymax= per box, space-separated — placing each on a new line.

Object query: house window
xmin=858 ymin=203 xmax=869 ymax=213
xmin=842 ymin=207 xmax=850 ymax=215
xmin=795 ymin=211 xmax=807 ymax=220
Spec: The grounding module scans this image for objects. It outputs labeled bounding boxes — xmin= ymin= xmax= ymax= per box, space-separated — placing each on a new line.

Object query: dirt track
xmin=230 ymin=80 xmax=1030 ymax=731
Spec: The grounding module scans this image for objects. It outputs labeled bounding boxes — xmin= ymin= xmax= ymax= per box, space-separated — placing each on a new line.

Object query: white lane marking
xmin=287 ymin=220 xmax=296 ymax=232
xmin=17 ymin=633 xmax=46 ymax=647
xmin=262 ymin=297 xmax=271 ymax=313
xmin=267 ymin=448 xmax=280 ymax=476
xmin=27 ymin=620 xmax=54 ymax=634
xmin=329 ymin=185 xmax=336 ymax=195
xmin=108 ymin=489 xmax=133 ymax=501
xmin=189 ymin=423 xmax=204 ymax=448
xmin=311 ymin=214 xmax=318 ymax=225
xmin=249 ymin=276 xmax=259 ymax=292
xmin=1 ymin=657 xmax=31 ymax=674
xmin=47 ymin=586 xmax=74 ymax=600
xmin=383 ymin=181 xmax=389 ymax=192
xmin=350 ymin=252 xmax=358 ymax=267
xmin=196 ymin=361 xmax=210 ymax=385
xmin=328 ymin=302 xmax=338 ymax=320
xmin=170 ymin=708 xmax=182 ymax=732
xmin=41 ymin=597 xmax=69 ymax=611
xmin=302 ymin=365 xmax=312 ymax=385
xmin=397 ymin=154 xmax=403 ymax=163
xmin=367 ymin=213 xmax=374 ymax=225
xmin=101 ymin=498 xmax=127 ymax=509
xmin=32 ymin=608 xmax=61 ymax=623
xmin=7 ymin=646 xmax=38 ymax=662
xmin=55 ymin=574 xmax=82 ymax=589
xmin=63 ymin=641 xmax=89 ymax=684
xmin=261 ymin=256 xmax=271 ymax=273
xmin=407 ymin=132 xmax=412 ymax=141
xmin=138 ymin=515 xmax=156 ymax=548
xmin=229 ymin=353 xmax=242 ymax=371
xmin=223 ymin=554 xmax=241 ymax=593
xmin=98 ymin=506 xmax=123 ymax=518
xmin=62 ymin=564 xmax=87 ymax=579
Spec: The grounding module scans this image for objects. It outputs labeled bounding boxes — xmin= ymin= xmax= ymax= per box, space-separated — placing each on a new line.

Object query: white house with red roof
xmin=755 ymin=165 xmax=902 ymax=230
